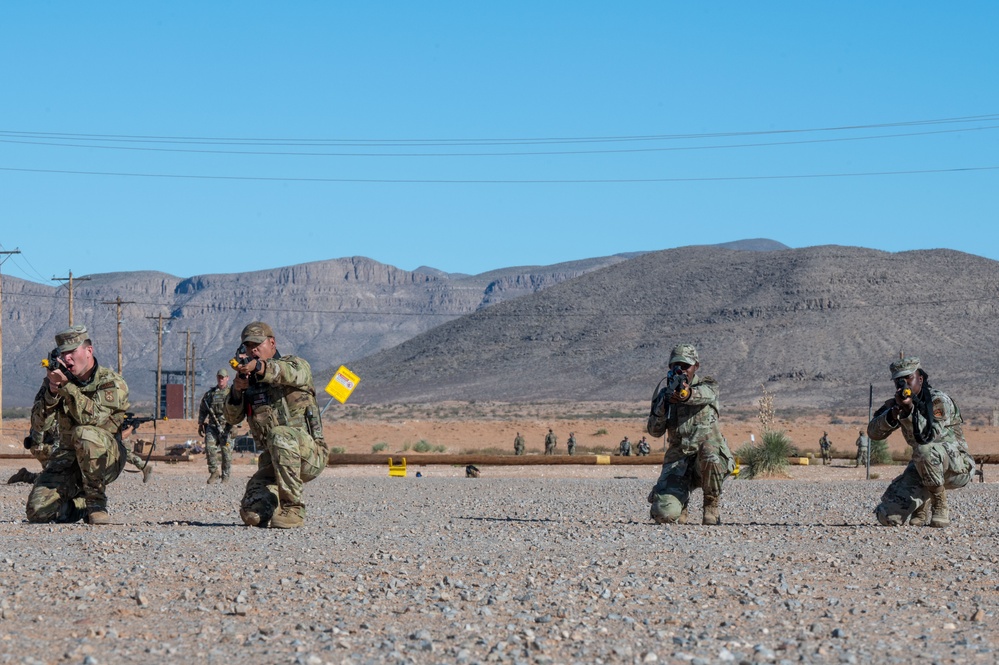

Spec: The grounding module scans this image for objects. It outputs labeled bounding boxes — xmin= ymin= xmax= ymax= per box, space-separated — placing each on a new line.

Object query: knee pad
xmin=875 ymin=505 xmax=904 ymax=527
xmin=650 ymin=493 xmax=684 ymax=524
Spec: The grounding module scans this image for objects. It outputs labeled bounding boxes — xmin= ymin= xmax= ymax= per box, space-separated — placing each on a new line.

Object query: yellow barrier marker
xmin=388 ymin=457 xmax=407 ymax=478
xmin=595 ymin=455 xmax=611 ymax=465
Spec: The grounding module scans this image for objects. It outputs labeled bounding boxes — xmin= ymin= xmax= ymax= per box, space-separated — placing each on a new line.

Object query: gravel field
xmin=1 ymin=459 xmax=998 ymax=665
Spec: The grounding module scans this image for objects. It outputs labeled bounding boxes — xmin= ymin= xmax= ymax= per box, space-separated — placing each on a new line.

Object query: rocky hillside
xmin=350 ymin=245 xmax=999 ymax=410
xmin=2 ymin=249 xmax=684 ymax=408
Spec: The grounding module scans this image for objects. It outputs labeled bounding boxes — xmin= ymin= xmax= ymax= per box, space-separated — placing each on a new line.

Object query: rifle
xmin=40 ymin=348 xmax=80 ymax=386
xmin=118 ymin=412 xmax=163 ymax=468
xmin=665 ymin=367 xmax=690 ymax=400
xmin=230 ymin=343 xmax=261 ymax=378
xmin=894 ymin=377 xmax=912 ymax=399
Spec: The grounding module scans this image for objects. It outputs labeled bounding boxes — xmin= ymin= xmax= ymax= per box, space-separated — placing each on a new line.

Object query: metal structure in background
xmin=146 ymin=313 xmax=175 ymax=419
xmin=101 ymin=296 xmax=135 ymax=374
xmin=51 ymin=270 xmax=90 ymax=326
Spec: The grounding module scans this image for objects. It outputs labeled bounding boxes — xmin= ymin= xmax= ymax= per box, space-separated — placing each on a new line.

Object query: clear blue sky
xmin=2 ymin=2 xmax=997 ymax=283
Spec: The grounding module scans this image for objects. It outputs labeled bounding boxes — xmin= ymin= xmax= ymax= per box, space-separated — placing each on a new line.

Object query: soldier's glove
xmin=23 ymin=436 xmax=34 ymax=450
xmin=198 ymin=424 xmax=205 ymax=437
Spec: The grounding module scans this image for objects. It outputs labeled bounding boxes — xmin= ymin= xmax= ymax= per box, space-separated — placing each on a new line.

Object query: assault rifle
xmin=230 ymin=343 xmax=262 ymax=378
xmin=119 ymin=412 xmax=163 ymax=469
xmin=665 ymin=367 xmax=690 ymax=400
xmin=894 ymin=377 xmax=912 ymax=399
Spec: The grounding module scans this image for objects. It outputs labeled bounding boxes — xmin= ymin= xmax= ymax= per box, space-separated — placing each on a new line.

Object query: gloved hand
xmin=23 ymin=436 xmax=34 ymax=450
xmin=198 ymin=423 xmax=205 ymax=437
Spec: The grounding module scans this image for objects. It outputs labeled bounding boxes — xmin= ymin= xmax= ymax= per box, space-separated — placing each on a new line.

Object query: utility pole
xmin=146 ymin=314 xmax=175 ymax=419
xmin=101 ymin=296 xmax=135 ymax=374
xmin=183 ymin=330 xmax=200 ymax=418
xmin=52 ymin=270 xmax=91 ymax=326
xmin=0 ymin=249 xmax=22 ymax=438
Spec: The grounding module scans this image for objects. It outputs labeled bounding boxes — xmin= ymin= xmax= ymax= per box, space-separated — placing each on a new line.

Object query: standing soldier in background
xmin=26 ymin=325 xmax=130 ymax=524
xmin=855 ymin=429 xmax=869 ymax=468
xmin=647 ymin=343 xmax=734 ymax=526
xmin=513 ymin=432 xmax=525 ymax=456
xmin=544 ymin=428 xmax=557 ymax=455
xmin=819 ymin=432 xmax=832 ymax=465
xmin=566 ymin=431 xmax=577 ymax=456
xmin=199 ymin=369 xmax=233 ymax=484
xmin=225 ymin=322 xmax=328 ymax=529
xmin=868 ymin=357 xmax=974 ymax=528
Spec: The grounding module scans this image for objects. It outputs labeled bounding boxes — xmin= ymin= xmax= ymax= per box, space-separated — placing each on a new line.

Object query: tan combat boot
xmin=270 ymin=506 xmax=304 ymax=529
xmin=141 ymin=464 xmax=153 ymax=484
xmin=929 ymin=487 xmax=949 ymax=528
xmin=87 ymin=510 xmax=111 ymax=525
xmin=909 ymin=500 xmax=931 ymax=527
xmin=207 ymin=470 xmax=221 ymax=484
xmin=702 ymin=495 xmax=721 ymax=525
xmin=678 ymin=505 xmax=689 ymax=525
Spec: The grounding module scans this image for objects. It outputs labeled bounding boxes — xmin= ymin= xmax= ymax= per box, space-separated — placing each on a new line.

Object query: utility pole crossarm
xmin=52 ymin=269 xmax=92 ymax=326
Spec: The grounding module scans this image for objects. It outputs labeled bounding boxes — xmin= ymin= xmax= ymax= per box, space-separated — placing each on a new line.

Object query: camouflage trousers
xmin=240 ymin=426 xmax=327 ymax=525
xmin=875 ymin=442 xmax=974 ymax=526
xmin=29 ymin=443 xmax=55 ymax=468
xmin=26 ymin=426 xmax=126 ymax=523
xmin=204 ymin=426 xmax=232 ymax=478
xmin=649 ymin=440 xmax=734 ymax=523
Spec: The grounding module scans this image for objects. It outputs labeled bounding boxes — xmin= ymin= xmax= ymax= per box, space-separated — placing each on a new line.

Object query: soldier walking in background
xmin=225 ymin=322 xmax=328 ymax=529
xmin=513 ymin=432 xmax=525 ymax=456
xmin=819 ymin=432 xmax=832 ymax=465
xmin=199 ymin=369 xmax=233 ymax=484
xmin=544 ymin=428 xmax=557 ymax=455
xmin=869 ymin=357 xmax=974 ymax=528
xmin=647 ymin=344 xmax=734 ymax=526
xmin=26 ymin=325 xmax=130 ymax=525
xmin=855 ymin=429 xmax=869 ymax=468
xmin=566 ymin=431 xmax=577 ymax=455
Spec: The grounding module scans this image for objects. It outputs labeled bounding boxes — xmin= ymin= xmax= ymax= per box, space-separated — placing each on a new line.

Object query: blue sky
xmin=2 ymin=2 xmax=997 ymax=283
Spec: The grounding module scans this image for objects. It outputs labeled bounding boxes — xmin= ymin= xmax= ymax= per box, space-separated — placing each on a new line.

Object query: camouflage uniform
xmin=855 ymin=431 xmax=869 ymax=468
xmin=647 ymin=344 xmax=734 ymax=526
xmin=7 ymin=415 xmax=60 ymax=485
xmin=869 ymin=357 xmax=973 ymax=527
xmin=544 ymin=429 xmax=557 ymax=455
xmin=199 ymin=375 xmax=233 ymax=483
xmin=636 ymin=437 xmax=651 ymax=456
xmin=819 ymin=433 xmax=832 ymax=465
xmin=619 ymin=437 xmax=632 ymax=456
xmin=27 ymin=326 xmax=129 ymax=524
xmin=566 ymin=432 xmax=576 ymax=456
xmin=513 ymin=433 xmax=525 ymax=456
xmin=225 ymin=323 xmax=327 ymax=528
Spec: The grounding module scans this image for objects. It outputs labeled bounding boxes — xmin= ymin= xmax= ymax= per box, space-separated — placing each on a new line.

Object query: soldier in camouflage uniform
xmin=819 ymin=432 xmax=832 ymax=465
xmin=855 ymin=429 xmax=869 ymax=468
xmin=618 ymin=436 xmax=632 ymax=456
xmin=868 ymin=357 xmax=974 ymax=528
xmin=224 ymin=322 xmax=328 ymax=529
xmin=647 ymin=343 xmax=734 ymax=526
xmin=26 ymin=325 xmax=130 ymax=525
xmin=544 ymin=428 xmax=557 ymax=455
xmin=513 ymin=432 xmax=525 ymax=456
xmin=199 ymin=368 xmax=233 ymax=484
xmin=566 ymin=432 xmax=577 ymax=456
xmin=7 ymin=389 xmax=60 ymax=485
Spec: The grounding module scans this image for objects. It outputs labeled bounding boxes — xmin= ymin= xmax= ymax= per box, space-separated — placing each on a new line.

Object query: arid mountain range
xmin=5 ymin=239 xmax=997 ymax=413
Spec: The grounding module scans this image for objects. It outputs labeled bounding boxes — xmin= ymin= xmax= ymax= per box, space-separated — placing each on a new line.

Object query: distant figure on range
xmin=618 ymin=436 xmax=632 ymax=456
xmin=544 ymin=428 xmax=557 ymax=455
xmin=225 ymin=322 xmax=328 ymax=529
xmin=868 ymin=357 xmax=974 ymax=528
xmin=636 ymin=436 xmax=651 ymax=456
xmin=199 ymin=368 xmax=233 ymax=484
xmin=855 ymin=429 xmax=869 ymax=468
xmin=647 ymin=344 xmax=734 ymax=526
xmin=26 ymin=325 xmax=130 ymax=525
xmin=566 ymin=431 xmax=577 ymax=456
xmin=819 ymin=432 xmax=832 ymax=465
xmin=513 ymin=432 xmax=525 ymax=456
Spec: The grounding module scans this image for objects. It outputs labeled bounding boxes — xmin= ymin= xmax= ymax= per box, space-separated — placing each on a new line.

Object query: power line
xmin=2 ymin=165 xmax=998 ymax=185
xmin=3 ymin=124 xmax=998 ymax=157
xmin=2 ymin=112 xmax=996 ymax=146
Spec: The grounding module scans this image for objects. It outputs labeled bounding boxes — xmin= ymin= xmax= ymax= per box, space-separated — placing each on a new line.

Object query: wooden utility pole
xmin=101 ymin=296 xmax=135 ymax=374
xmin=52 ymin=270 xmax=91 ymax=326
xmin=146 ymin=314 xmax=175 ymax=419
xmin=183 ymin=330 xmax=200 ymax=419
xmin=0 ymin=249 xmax=23 ymax=437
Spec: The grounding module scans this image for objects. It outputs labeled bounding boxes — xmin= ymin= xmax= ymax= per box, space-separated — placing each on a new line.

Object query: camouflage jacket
xmin=868 ymin=387 xmax=966 ymax=451
xmin=31 ymin=360 xmax=129 ymax=439
xmin=223 ymin=353 xmax=324 ymax=445
xmin=198 ymin=386 xmax=231 ymax=430
xmin=647 ymin=374 xmax=723 ymax=463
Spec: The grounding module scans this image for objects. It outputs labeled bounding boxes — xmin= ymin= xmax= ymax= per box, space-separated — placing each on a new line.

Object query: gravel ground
xmin=1 ymin=459 xmax=998 ymax=665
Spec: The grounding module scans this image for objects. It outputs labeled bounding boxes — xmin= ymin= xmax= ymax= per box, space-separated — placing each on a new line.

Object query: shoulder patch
xmin=98 ymin=381 xmax=117 ymax=390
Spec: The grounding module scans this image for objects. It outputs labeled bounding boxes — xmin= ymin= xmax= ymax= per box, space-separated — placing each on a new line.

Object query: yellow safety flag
xmin=325 ymin=365 xmax=360 ymax=404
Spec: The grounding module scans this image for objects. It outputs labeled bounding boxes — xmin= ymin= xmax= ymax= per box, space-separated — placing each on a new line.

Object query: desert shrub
xmin=593 ymin=428 xmax=608 ymax=436
xmin=412 ymin=440 xmax=433 ymax=453
xmin=738 ymin=429 xmax=793 ymax=479
xmin=869 ymin=438 xmax=893 ymax=465
xmin=433 ymin=445 xmax=447 ymax=453
xmin=371 ymin=442 xmax=388 ymax=453
xmin=829 ymin=415 xmax=844 ymax=425
xmin=401 ymin=442 xmax=411 ymax=452
xmin=329 ymin=446 xmax=346 ymax=455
